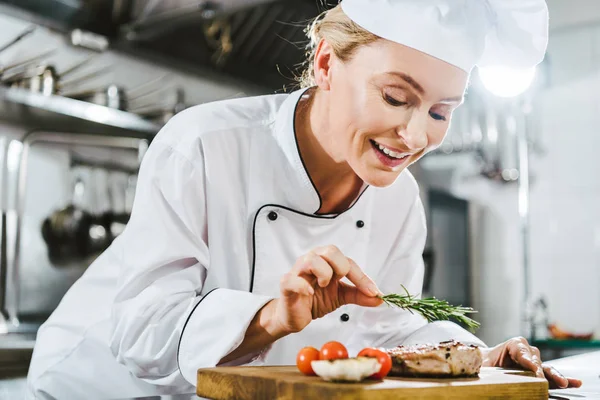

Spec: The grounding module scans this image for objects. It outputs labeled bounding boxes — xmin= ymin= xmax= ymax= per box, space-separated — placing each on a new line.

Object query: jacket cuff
xmin=401 ymin=321 xmax=487 ymax=347
xmin=177 ymin=288 xmax=273 ymax=384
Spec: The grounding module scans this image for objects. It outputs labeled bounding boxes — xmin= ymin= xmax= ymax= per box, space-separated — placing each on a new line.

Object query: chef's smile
xmin=369 ymin=139 xmax=413 ymax=169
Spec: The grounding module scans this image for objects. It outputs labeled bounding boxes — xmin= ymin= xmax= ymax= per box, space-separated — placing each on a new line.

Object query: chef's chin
xmin=357 ymin=165 xmax=407 ymax=188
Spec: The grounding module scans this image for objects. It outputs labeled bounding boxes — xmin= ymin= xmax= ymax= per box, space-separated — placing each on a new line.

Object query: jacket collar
xmin=273 ymin=87 xmax=322 ymax=214
xmin=272 ymin=87 xmax=369 ymax=215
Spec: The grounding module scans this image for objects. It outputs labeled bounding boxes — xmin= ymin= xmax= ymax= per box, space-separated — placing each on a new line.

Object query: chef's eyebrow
xmin=384 ymin=72 xmax=465 ymax=104
xmin=385 ymin=72 xmax=425 ymax=95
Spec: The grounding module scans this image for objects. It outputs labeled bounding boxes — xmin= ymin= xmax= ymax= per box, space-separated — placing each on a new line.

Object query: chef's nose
xmin=396 ymin=109 xmax=428 ymax=151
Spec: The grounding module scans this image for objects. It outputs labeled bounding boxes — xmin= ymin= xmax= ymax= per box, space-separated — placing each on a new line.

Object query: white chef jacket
xmin=27 ymin=88 xmax=484 ymax=399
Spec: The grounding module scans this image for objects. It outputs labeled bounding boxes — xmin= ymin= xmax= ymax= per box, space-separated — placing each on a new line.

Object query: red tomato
xmin=319 ymin=341 xmax=349 ymax=361
xmin=296 ymin=346 xmax=320 ymax=375
xmin=357 ymin=347 xmax=392 ymax=380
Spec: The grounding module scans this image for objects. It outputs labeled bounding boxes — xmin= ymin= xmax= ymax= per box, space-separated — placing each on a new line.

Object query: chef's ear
xmin=313 ymin=38 xmax=333 ymax=91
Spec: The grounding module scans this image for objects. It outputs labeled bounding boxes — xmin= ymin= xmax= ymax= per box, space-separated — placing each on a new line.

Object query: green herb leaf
xmin=379 ymin=285 xmax=480 ymax=332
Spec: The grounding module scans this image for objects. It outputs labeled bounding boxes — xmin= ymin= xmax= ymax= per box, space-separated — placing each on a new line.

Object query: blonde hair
xmin=299 ymin=5 xmax=380 ymax=88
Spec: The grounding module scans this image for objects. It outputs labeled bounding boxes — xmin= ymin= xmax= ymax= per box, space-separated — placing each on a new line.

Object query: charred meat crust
xmin=386 ymin=340 xmax=483 ymax=378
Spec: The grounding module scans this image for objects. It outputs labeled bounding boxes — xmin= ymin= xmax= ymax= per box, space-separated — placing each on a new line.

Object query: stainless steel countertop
xmin=547 ymin=351 xmax=600 ymax=399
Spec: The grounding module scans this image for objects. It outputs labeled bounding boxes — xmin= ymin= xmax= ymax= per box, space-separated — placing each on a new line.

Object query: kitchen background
xmin=0 ymin=0 xmax=599 ymax=397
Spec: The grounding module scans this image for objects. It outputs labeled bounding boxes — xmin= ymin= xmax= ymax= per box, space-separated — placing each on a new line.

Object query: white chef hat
xmin=340 ymin=0 xmax=549 ymax=72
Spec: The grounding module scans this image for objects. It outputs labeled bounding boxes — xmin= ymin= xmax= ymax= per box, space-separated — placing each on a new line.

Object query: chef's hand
xmin=220 ymin=246 xmax=382 ymax=365
xmin=482 ymin=337 xmax=582 ymax=389
xmin=270 ymin=245 xmax=383 ymax=336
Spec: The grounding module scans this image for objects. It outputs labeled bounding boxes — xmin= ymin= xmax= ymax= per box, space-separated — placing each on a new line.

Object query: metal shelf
xmin=0 ymin=86 xmax=161 ymax=136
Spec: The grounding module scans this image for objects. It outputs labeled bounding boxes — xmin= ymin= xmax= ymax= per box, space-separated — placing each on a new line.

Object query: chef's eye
xmin=429 ymin=106 xmax=451 ymax=122
xmin=429 ymin=111 xmax=447 ymax=121
xmin=384 ymin=93 xmax=407 ymax=107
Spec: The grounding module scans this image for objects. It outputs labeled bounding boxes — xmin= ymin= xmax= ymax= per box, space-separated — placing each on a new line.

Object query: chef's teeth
xmin=376 ymin=142 xmax=406 ymax=159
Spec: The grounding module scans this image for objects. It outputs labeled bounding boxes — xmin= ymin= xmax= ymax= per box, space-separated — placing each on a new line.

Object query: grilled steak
xmin=386 ymin=340 xmax=483 ymax=377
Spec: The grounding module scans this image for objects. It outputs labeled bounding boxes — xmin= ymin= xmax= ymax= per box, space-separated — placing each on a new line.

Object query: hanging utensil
xmin=0 ymin=26 xmax=35 ymax=55
xmin=103 ymin=171 xmax=130 ymax=240
xmin=41 ymin=167 xmax=94 ymax=265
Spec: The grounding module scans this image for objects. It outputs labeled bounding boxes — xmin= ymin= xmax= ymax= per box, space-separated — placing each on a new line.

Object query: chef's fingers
xmin=566 ymin=377 xmax=583 ymax=388
xmin=508 ymin=338 xmax=543 ymax=378
xmin=291 ymin=253 xmax=330 ymax=287
xmin=345 ymin=257 xmax=382 ymax=297
xmin=295 ymin=254 xmax=334 ymax=288
xmin=339 ymin=281 xmax=384 ymax=307
xmin=280 ymin=273 xmax=314 ymax=296
xmin=313 ymin=245 xmax=351 ymax=277
xmin=530 ymin=347 xmax=542 ymax=372
xmin=543 ymin=364 xmax=569 ymax=389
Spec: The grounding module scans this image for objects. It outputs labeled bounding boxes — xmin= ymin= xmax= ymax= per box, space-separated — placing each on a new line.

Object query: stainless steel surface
xmin=127 ymin=74 xmax=171 ymax=98
xmin=124 ymin=0 xmax=275 ymax=42
xmin=0 ymin=376 xmax=28 ymax=399
xmin=66 ymin=85 xmax=128 ymax=110
xmin=0 ymin=138 xmax=7 ymax=317
xmin=0 ymin=25 xmax=35 ymax=55
xmin=8 ymin=65 xmax=59 ymax=96
xmin=70 ymin=29 xmax=110 ymax=52
xmin=3 ymin=132 xmax=146 ymax=328
xmin=132 ymin=88 xmax=186 ymax=124
xmin=547 ymin=351 xmax=600 ymax=399
xmin=518 ymin=101 xmax=532 ymax=337
xmin=58 ymin=64 xmax=112 ymax=90
xmin=0 ymin=324 xmax=36 ymax=399
xmin=0 ymin=49 xmax=57 ymax=78
xmin=58 ymin=55 xmax=96 ymax=78
xmin=426 ymin=191 xmax=472 ymax=308
xmin=0 ymin=86 xmax=160 ymax=134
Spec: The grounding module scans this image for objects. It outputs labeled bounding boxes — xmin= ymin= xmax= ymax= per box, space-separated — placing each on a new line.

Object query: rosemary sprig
xmin=379 ymin=285 xmax=481 ymax=332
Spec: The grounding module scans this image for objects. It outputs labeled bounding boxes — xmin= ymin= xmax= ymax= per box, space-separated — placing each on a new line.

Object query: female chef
xmin=27 ymin=0 xmax=581 ymax=398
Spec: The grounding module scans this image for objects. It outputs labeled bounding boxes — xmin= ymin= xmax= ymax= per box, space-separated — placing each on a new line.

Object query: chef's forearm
xmin=219 ymin=299 xmax=287 ymax=364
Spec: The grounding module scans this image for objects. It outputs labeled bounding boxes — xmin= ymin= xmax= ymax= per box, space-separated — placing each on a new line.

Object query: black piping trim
xmin=249 ymin=186 xmax=370 ymax=293
xmin=292 ymin=87 xmax=323 ymax=213
xmin=177 ymin=287 xmax=219 ymax=374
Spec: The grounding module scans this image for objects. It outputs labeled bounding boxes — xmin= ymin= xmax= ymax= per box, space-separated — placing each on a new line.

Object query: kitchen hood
xmin=0 ymin=0 xmax=332 ymax=89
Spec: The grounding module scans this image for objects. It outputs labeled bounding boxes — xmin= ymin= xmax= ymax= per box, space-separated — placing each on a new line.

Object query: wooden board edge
xmin=197 ymin=369 xmax=279 ymax=400
xmin=197 ymin=367 xmax=550 ymax=400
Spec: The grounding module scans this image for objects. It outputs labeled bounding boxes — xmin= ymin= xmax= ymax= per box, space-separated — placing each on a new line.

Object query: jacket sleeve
xmin=346 ymin=195 xmax=485 ymax=354
xmin=109 ymin=135 xmax=272 ymax=388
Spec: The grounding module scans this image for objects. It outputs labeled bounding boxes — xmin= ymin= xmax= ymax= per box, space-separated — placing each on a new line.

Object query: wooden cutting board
xmin=197 ymin=366 xmax=548 ymax=399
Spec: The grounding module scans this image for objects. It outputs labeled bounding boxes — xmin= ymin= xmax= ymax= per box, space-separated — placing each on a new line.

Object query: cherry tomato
xmin=319 ymin=341 xmax=349 ymax=361
xmin=357 ymin=347 xmax=392 ymax=380
xmin=296 ymin=346 xmax=320 ymax=375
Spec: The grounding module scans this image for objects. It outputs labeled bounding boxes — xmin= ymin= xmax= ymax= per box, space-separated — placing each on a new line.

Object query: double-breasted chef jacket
xmin=27 ymin=87 xmax=484 ymax=399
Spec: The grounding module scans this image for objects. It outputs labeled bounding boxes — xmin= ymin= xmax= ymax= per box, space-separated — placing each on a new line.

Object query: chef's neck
xmin=295 ymin=87 xmax=364 ymax=215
